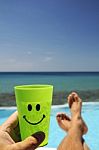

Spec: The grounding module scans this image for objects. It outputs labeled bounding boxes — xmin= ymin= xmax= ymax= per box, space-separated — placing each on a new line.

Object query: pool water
xmin=0 ymin=103 xmax=99 ymax=150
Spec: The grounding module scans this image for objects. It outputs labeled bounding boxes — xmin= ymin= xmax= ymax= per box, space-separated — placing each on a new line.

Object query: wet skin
xmin=23 ymin=103 xmax=46 ymax=125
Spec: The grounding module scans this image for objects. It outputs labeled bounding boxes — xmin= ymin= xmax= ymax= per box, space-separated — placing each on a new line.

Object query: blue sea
xmin=0 ymin=72 xmax=99 ymax=149
xmin=0 ymin=72 xmax=99 ymax=94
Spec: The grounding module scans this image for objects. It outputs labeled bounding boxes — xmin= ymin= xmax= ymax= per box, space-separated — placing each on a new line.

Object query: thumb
xmin=10 ymin=131 xmax=45 ymax=150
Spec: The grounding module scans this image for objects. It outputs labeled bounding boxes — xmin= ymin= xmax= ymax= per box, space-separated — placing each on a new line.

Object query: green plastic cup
xmin=14 ymin=84 xmax=53 ymax=146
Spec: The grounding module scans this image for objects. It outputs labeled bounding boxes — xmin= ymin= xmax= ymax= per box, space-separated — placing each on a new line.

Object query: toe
xmin=56 ymin=113 xmax=71 ymax=121
xmin=68 ymin=92 xmax=79 ymax=107
xmin=68 ymin=94 xmax=73 ymax=108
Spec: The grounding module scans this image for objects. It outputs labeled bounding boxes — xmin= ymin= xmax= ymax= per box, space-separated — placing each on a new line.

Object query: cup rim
xmin=14 ymin=84 xmax=53 ymax=90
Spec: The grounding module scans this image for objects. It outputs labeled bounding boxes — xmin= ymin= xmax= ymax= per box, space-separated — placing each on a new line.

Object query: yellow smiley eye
xmin=28 ymin=104 xmax=32 ymax=111
xmin=36 ymin=104 xmax=40 ymax=111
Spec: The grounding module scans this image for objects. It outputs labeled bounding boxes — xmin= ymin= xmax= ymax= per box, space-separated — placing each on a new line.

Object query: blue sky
xmin=0 ymin=0 xmax=99 ymax=71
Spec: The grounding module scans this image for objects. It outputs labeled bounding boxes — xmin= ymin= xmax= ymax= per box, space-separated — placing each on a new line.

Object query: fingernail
xmin=31 ymin=131 xmax=45 ymax=144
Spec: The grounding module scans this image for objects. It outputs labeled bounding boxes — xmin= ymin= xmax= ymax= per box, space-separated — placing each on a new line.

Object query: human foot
xmin=68 ymin=92 xmax=82 ymax=117
xmin=56 ymin=113 xmax=71 ymax=132
xmin=68 ymin=92 xmax=88 ymax=134
xmin=56 ymin=92 xmax=82 ymax=132
xmin=56 ymin=92 xmax=88 ymax=134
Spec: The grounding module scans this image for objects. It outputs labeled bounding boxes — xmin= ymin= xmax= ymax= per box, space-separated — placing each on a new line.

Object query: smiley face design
xmin=18 ymin=101 xmax=51 ymax=146
xmin=23 ymin=103 xmax=46 ymax=125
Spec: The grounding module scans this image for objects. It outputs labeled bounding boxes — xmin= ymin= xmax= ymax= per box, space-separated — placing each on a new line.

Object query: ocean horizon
xmin=0 ymin=71 xmax=99 ymax=106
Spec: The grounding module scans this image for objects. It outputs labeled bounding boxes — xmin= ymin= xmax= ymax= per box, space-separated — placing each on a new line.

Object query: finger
xmin=10 ymin=131 xmax=45 ymax=150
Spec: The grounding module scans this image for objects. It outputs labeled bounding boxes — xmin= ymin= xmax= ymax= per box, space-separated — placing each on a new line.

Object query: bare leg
xmin=68 ymin=93 xmax=90 ymax=150
xmin=56 ymin=114 xmax=90 ymax=150
xmin=57 ymin=92 xmax=90 ymax=150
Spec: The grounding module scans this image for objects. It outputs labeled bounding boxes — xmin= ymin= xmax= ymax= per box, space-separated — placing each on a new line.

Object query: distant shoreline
xmin=0 ymin=71 xmax=99 ymax=75
xmin=0 ymin=90 xmax=99 ymax=106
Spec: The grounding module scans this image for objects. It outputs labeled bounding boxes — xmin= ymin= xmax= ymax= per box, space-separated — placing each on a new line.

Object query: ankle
xmin=72 ymin=112 xmax=81 ymax=119
xmin=68 ymin=124 xmax=83 ymax=138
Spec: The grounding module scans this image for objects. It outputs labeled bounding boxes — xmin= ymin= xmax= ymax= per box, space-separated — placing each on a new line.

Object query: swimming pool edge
xmin=0 ymin=102 xmax=99 ymax=110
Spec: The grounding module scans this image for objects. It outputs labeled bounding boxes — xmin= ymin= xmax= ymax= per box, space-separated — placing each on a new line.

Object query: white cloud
xmin=27 ymin=51 xmax=32 ymax=55
xmin=43 ymin=56 xmax=52 ymax=62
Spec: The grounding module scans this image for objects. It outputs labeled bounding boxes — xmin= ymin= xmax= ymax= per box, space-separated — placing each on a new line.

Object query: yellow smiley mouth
xmin=23 ymin=114 xmax=46 ymax=125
